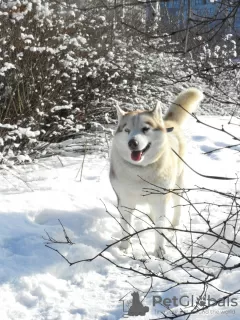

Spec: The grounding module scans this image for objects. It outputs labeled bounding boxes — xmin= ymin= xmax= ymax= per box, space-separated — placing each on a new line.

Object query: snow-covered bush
xmin=0 ymin=0 xmax=124 ymax=160
xmin=0 ymin=0 xmax=182 ymax=162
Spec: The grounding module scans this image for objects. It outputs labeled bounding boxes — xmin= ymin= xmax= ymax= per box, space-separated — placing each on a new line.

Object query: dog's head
xmin=113 ymin=102 xmax=169 ymax=166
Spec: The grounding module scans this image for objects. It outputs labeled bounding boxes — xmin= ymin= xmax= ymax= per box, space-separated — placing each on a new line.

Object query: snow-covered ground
xmin=0 ymin=116 xmax=239 ymax=320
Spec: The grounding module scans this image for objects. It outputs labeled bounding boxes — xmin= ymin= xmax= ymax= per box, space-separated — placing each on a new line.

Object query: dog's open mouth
xmin=131 ymin=143 xmax=151 ymax=161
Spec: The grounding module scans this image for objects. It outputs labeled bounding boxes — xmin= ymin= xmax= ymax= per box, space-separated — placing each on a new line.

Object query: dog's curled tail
xmin=164 ymin=88 xmax=204 ymax=126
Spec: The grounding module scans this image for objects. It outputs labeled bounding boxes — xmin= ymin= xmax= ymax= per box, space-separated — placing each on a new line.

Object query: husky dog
xmin=110 ymin=88 xmax=204 ymax=257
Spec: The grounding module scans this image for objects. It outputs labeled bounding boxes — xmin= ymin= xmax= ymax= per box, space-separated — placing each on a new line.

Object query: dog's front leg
xmin=172 ymin=172 xmax=184 ymax=227
xmin=118 ymin=198 xmax=136 ymax=251
xmin=150 ymin=196 xmax=168 ymax=258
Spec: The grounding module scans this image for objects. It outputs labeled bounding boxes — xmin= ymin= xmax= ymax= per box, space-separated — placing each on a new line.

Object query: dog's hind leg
xmin=172 ymin=172 xmax=184 ymax=227
xmin=118 ymin=197 xmax=136 ymax=251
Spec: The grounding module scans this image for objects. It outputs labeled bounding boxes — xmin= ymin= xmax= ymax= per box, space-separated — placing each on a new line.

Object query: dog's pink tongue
xmin=131 ymin=151 xmax=142 ymax=161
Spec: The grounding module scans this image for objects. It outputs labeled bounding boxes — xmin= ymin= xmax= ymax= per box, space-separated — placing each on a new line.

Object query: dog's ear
xmin=115 ymin=102 xmax=125 ymax=122
xmin=151 ymin=101 xmax=164 ymax=124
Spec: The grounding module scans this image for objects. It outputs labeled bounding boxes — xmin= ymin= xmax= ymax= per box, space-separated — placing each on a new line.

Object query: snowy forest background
xmin=0 ymin=1 xmax=240 ymax=320
xmin=0 ymin=0 xmax=239 ymax=164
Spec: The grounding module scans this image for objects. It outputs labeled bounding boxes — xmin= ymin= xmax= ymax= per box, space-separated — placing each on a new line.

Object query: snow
xmin=0 ymin=116 xmax=239 ymax=320
xmin=0 ymin=63 xmax=16 ymax=76
xmin=17 ymin=127 xmax=41 ymax=138
xmin=51 ymin=104 xmax=73 ymax=113
xmin=21 ymin=33 xmax=34 ymax=40
xmin=0 ymin=124 xmax=17 ymax=130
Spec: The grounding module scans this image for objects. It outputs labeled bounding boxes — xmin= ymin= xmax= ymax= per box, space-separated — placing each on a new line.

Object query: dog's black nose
xmin=128 ymin=138 xmax=139 ymax=150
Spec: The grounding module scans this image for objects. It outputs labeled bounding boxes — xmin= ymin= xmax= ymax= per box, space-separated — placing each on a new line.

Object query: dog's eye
xmin=142 ymin=127 xmax=150 ymax=133
xmin=125 ymin=128 xmax=130 ymax=133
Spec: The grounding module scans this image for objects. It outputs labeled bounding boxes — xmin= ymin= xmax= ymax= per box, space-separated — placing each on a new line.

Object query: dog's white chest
xmin=110 ymin=153 xmax=174 ymax=198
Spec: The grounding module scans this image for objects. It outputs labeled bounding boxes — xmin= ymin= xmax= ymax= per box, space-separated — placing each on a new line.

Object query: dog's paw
xmin=153 ymin=246 xmax=166 ymax=259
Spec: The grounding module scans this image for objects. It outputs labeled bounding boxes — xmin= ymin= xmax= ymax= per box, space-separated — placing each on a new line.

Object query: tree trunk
xmin=146 ymin=0 xmax=160 ymax=33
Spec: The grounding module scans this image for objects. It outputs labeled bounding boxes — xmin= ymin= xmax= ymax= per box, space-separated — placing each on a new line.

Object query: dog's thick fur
xmin=110 ymin=88 xmax=204 ymax=257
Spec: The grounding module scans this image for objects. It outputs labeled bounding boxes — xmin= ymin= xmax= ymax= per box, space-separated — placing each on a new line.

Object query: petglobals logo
xmin=153 ymin=295 xmax=238 ymax=308
xmin=120 ymin=291 xmax=149 ymax=317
